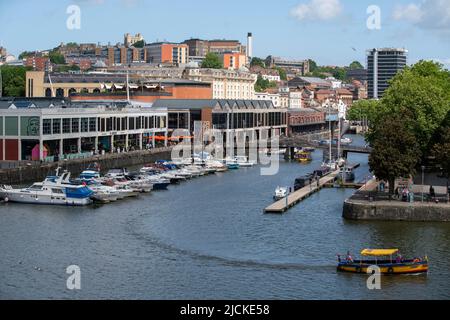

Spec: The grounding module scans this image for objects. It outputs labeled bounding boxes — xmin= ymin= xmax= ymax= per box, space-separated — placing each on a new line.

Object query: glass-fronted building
xmin=367 ymin=48 xmax=408 ymax=99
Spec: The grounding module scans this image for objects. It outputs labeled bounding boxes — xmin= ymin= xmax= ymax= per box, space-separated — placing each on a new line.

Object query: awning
xmin=128 ymin=84 xmax=139 ymax=89
xmin=361 ymin=249 xmax=399 ymax=257
xmin=114 ymin=84 xmax=124 ymax=90
xmin=145 ymin=84 xmax=158 ymax=89
xmin=103 ymin=83 xmax=112 ymax=90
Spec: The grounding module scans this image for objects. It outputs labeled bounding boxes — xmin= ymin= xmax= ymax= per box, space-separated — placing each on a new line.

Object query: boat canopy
xmin=361 ymin=249 xmax=399 ymax=256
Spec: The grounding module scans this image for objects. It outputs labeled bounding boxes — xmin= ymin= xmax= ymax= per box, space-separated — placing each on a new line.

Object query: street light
xmin=421 ymin=165 xmax=425 ymax=202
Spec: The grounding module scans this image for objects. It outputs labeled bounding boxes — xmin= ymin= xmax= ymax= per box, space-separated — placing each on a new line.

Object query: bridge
xmin=279 ymin=136 xmax=372 ymax=159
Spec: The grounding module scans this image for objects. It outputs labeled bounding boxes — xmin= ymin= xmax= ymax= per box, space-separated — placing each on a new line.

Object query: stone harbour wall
xmin=343 ymin=199 xmax=450 ymax=222
xmin=0 ymin=147 xmax=173 ymax=185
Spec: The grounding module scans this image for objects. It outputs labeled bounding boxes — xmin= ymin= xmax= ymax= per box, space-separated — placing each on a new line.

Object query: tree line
xmin=348 ymin=61 xmax=450 ymax=194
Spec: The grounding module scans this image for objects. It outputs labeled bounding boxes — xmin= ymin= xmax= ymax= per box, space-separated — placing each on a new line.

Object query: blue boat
xmin=227 ymin=163 xmax=240 ymax=170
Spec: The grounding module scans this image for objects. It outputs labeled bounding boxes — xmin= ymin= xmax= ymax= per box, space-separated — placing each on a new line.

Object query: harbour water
xmin=1 ymin=135 xmax=450 ymax=299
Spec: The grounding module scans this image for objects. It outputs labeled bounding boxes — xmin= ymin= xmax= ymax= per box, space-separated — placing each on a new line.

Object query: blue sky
xmin=1 ymin=0 xmax=449 ymax=67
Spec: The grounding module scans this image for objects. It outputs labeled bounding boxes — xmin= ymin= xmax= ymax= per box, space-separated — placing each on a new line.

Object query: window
xmin=129 ymin=117 xmax=135 ymax=130
xmin=116 ymin=118 xmax=121 ymax=131
xmin=63 ymin=118 xmax=71 ymax=134
xmin=89 ymin=118 xmax=96 ymax=132
xmin=100 ymin=118 xmax=106 ymax=132
xmin=72 ymin=118 xmax=80 ymax=133
xmin=81 ymin=118 xmax=89 ymax=132
xmin=52 ymin=119 xmax=61 ymax=134
xmin=43 ymin=119 xmax=51 ymax=135
xmin=106 ymin=118 xmax=112 ymax=131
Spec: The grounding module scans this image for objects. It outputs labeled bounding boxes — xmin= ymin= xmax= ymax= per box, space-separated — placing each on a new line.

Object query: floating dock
xmin=265 ymin=170 xmax=340 ymax=214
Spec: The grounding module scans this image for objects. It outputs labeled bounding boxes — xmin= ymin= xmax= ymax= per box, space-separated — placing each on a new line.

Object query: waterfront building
xmin=145 ymin=42 xmax=188 ymax=65
xmin=183 ymin=68 xmax=256 ymax=100
xmin=367 ymin=48 xmax=408 ymax=99
xmin=288 ymin=108 xmax=326 ymax=135
xmin=0 ymin=98 xmax=168 ymax=161
xmin=25 ymin=71 xmax=212 ymax=100
xmin=152 ymin=99 xmax=288 ymax=140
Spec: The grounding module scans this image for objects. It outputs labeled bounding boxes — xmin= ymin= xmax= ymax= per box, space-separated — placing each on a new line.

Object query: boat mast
xmin=328 ymin=100 xmax=332 ymax=167
xmin=126 ymin=71 xmax=130 ymax=103
xmin=337 ymin=103 xmax=341 ymax=164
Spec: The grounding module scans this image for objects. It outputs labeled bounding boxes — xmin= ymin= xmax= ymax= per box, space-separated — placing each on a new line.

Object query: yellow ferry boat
xmin=337 ymin=249 xmax=429 ymax=275
xmin=295 ymin=151 xmax=312 ymax=163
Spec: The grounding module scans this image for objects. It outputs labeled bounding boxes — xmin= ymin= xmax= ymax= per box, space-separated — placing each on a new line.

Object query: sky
xmin=0 ymin=0 xmax=449 ymax=68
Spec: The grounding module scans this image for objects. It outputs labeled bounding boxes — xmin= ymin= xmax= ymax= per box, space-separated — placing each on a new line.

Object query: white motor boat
xmin=340 ymin=137 xmax=353 ymax=145
xmin=234 ymin=156 xmax=256 ymax=167
xmin=88 ymin=184 xmax=120 ymax=203
xmin=172 ymin=158 xmax=193 ymax=166
xmin=206 ymin=160 xmax=228 ymax=172
xmin=114 ymin=184 xmax=139 ymax=198
xmin=273 ymin=186 xmax=288 ymax=201
xmin=105 ymin=168 xmax=129 ymax=178
xmin=0 ymin=170 xmax=93 ymax=206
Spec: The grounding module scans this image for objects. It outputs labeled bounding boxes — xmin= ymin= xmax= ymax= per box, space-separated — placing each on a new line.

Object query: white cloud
xmin=392 ymin=0 xmax=450 ymax=31
xmin=432 ymin=58 xmax=450 ymax=67
xmin=290 ymin=0 xmax=342 ymax=21
xmin=393 ymin=4 xmax=423 ymax=23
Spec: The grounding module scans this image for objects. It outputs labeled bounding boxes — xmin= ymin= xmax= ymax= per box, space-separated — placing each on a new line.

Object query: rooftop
xmin=152 ymin=99 xmax=276 ymax=111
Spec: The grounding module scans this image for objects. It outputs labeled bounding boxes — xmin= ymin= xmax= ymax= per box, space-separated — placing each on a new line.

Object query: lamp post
xmin=421 ymin=165 xmax=425 ymax=202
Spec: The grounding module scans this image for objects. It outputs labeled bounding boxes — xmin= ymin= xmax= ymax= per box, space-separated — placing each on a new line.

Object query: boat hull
xmin=3 ymin=192 xmax=92 ymax=206
xmin=337 ymin=261 xmax=428 ymax=274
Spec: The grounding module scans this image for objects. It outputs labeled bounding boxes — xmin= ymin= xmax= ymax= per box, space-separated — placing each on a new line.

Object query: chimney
xmin=247 ymin=32 xmax=253 ymax=61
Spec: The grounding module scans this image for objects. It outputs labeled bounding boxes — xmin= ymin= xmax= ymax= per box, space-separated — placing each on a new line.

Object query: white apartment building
xmin=184 ymin=68 xmax=257 ymax=100
xmin=254 ymin=92 xmax=282 ymax=108
xmin=289 ymin=90 xmax=303 ymax=109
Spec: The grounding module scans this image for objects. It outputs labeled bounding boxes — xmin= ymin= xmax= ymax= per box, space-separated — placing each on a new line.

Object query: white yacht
xmin=273 ymin=186 xmax=289 ymax=201
xmin=234 ymin=156 xmax=256 ymax=167
xmin=0 ymin=170 xmax=93 ymax=206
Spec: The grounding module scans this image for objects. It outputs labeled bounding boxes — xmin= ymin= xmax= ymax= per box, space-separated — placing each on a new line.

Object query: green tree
xmin=308 ymin=59 xmax=318 ymax=72
xmin=332 ymin=68 xmax=346 ymax=80
xmin=347 ymin=99 xmax=384 ymax=123
xmin=431 ymin=111 xmax=450 ymax=178
xmin=55 ymin=64 xmax=80 ymax=72
xmin=349 ymin=61 xmax=363 ymax=69
xmin=250 ymin=57 xmax=265 ymax=68
xmin=201 ymin=52 xmax=223 ymax=69
xmin=18 ymin=51 xmax=33 ymax=60
xmin=49 ymin=50 xmax=65 ymax=64
xmin=381 ymin=60 xmax=450 ymax=156
xmin=274 ymin=67 xmax=287 ymax=81
xmin=0 ymin=65 xmax=31 ymax=97
xmin=254 ymin=75 xmax=277 ymax=92
xmin=369 ymin=114 xmax=421 ymax=196
xmin=133 ymin=40 xmax=145 ymax=48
